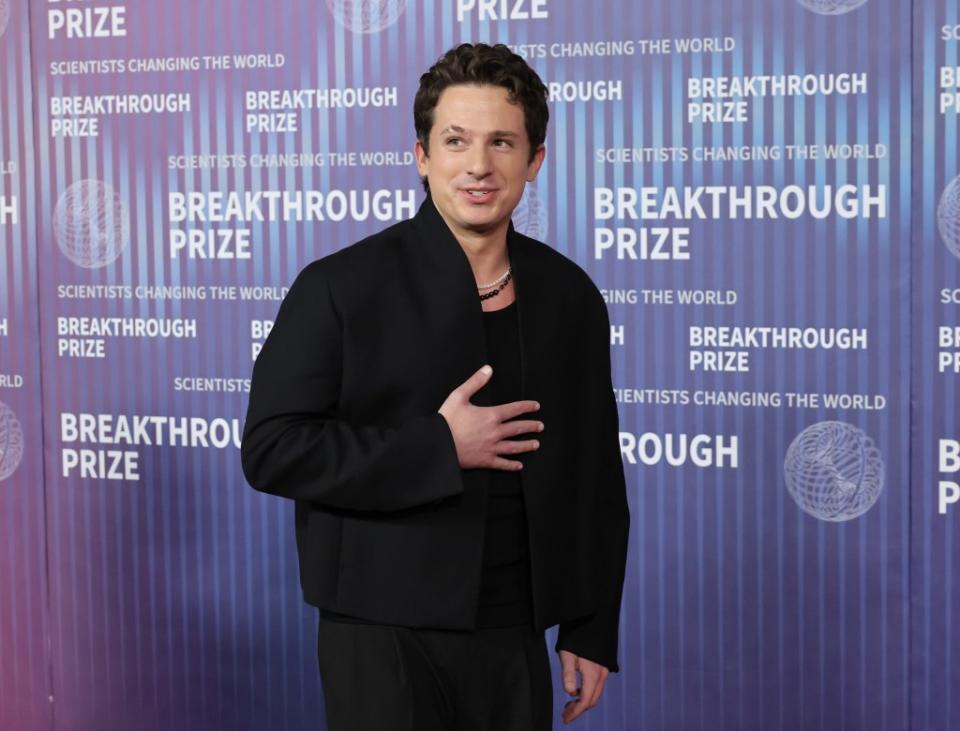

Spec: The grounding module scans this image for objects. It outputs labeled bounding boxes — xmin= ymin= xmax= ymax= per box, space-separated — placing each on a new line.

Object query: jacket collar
xmin=411 ymin=195 xmax=545 ymax=400
xmin=410 ymin=193 xmax=539 ymax=304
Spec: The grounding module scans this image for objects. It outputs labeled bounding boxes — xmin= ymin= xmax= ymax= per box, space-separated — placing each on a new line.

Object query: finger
xmin=587 ymin=670 xmax=608 ymax=708
xmin=579 ymin=667 xmax=600 ymax=711
xmin=493 ymin=439 xmax=539 ymax=455
xmin=559 ymin=652 xmax=579 ymax=696
xmin=497 ymin=420 xmax=544 ymax=438
xmin=456 ymin=365 xmax=493 ymax=400
xmin=488 ymin=457 xmax=524 ymax=471
xmin=563 ymin=695 xmax=591 ymax=724
xmin=563 ymin=673 xmax=597 ymax=723
xmin=493 ymin=399 xmax=541 ymax=421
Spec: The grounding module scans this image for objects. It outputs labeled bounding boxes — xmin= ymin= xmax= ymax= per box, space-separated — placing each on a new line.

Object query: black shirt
xmin=475 ymin=302 xmax=534 ymax=627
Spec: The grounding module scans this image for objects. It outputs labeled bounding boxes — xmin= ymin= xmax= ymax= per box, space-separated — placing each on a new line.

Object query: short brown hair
xmin=414 ymin=43 xmax=549 ymax=173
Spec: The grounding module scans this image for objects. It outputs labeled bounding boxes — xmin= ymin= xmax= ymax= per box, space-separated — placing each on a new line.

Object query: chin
xmin=454 ymin=206 xmax=498 ymax=226
xmin=460 ymin=215 xmax=503 ymax=233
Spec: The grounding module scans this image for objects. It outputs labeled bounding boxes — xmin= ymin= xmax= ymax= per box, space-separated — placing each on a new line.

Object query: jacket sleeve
xmin=240 ymin=262 xmax=465 ymax=513
xmin=555 ymin=287 xmax=630 ymax=672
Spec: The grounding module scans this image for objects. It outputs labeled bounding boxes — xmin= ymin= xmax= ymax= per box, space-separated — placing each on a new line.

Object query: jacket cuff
xmin=555 ymin=605 xmax=621 ymax=673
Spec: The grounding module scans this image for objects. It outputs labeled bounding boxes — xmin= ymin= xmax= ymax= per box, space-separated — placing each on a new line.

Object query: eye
xmin=493 ymin=139 xmax=514 ymax=148
xmin=445 ymin=137 xmax=463 ymax=146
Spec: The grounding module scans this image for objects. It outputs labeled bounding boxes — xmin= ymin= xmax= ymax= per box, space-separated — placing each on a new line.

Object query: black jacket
xmin=241 ymin=196 xmax=629 ymax=671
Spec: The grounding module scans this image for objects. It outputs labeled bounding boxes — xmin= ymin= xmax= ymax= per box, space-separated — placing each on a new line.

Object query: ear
xmin=415 ymin=140 xmax=429 ymax=178
xmin=526 ymin=144 xmax=546 ymax=182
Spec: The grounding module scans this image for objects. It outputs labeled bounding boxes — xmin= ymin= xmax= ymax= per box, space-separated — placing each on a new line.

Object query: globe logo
xmin=0 ymin=0 xmax=10 ymax=40
xmin=53 ymin=179 xmax=130 ymax=268
xmin=325 ymin=0 xmax=407 ymax=33
xmin=783 ymin=421 xmax=884 ymax=522
xmin=796 ymin=0 xmax=868 ymax=14
xmin=512 ymin=185 xmax=548 ymax=241
xmin=937 ymin=175 xmax=960 ymax=261
xmin=0 ymin=401 xmax=23 ymax=482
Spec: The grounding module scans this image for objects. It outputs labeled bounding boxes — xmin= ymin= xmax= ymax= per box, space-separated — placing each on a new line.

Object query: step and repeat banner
xmin=597 ymin=0 xmax=910 ymax=728
xmin=0 ymin=0 xmax=953 ymax=729
xmin=914 ymin=2 xmax=960 ymax=731
xmin=0 ymin=2 xmax=49 ymax=730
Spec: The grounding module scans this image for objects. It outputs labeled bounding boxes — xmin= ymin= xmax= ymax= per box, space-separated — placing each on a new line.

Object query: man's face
xmin=415 ymin=84 xmax=545 ymax=242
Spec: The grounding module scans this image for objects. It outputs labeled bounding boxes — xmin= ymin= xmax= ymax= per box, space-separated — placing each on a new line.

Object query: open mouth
xmin=461 ymin=188 xmax=497 ymax=201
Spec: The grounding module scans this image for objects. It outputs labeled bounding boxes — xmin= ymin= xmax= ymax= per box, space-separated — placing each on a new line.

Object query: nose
xmin=466 ymin=144 xmax=493 ymax=178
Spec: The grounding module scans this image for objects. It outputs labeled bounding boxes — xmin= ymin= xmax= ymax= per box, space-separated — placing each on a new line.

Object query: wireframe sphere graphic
xmin=796 ymin=0 xmax=868 ymax=14
xmin=512 ymin=186 xmax=548 ymax=241
xmin=783 ymin=421 xmax=884 ymax=521
xmin=937 ymin=175 xmax=960 ymax=261
xmin=53 ymin=179 xmax=130 ymax=268
xmin=0 ymin=401 xmax=24 ymax=482
xmin=325 ymin=0 xmax=407 ymax=33
xmin=0 ymin=0 xmax=10 ymax=40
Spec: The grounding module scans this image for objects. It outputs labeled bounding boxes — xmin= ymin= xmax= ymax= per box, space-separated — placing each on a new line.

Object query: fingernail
xmin=481 ymin=365 xmax=492 ymax=375
xmin=538 ymin=422 xmax=544 ymax=431
xmin=534 ymin=401 xmax=541 ymax=410
xmin=533 ymin=441 xmax=540 ymax=449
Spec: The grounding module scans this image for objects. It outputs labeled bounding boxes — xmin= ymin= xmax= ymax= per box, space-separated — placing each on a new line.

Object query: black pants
xmin=317 ymin=616 xmax=553 ymax=731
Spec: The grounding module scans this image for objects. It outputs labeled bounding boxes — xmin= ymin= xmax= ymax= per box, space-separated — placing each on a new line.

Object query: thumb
xmin=560 ymin=651 xmax=579 ymax=696
xmin=457 ymin=365 xmax=493 ymax=400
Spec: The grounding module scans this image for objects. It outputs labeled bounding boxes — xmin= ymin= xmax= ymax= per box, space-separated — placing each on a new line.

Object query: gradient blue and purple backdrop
xmin=0 ymin=0 xmax=957 ymax=729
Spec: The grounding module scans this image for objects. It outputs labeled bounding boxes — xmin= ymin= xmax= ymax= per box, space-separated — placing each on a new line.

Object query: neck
xmin=459 ymin=235 xmax=510 ymax=285
xmin=434 ymin=208 xmax=511 ymax=285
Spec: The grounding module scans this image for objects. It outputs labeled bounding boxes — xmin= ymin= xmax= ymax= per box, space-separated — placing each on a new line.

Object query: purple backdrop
xmin=0 ymin=0 xmax=954 ymax=729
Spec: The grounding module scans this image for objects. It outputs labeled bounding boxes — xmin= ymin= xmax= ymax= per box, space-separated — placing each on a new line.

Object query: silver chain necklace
xmin=476 ymin=265 xmax=512 ymax=290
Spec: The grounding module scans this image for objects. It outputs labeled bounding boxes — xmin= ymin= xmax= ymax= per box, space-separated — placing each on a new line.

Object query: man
xmin=241 ymin=43 xmax=629 ymax=730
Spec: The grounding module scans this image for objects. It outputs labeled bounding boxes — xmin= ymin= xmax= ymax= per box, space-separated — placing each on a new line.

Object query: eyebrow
xmin=438 ymin=126 xmax=520 ymax=139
